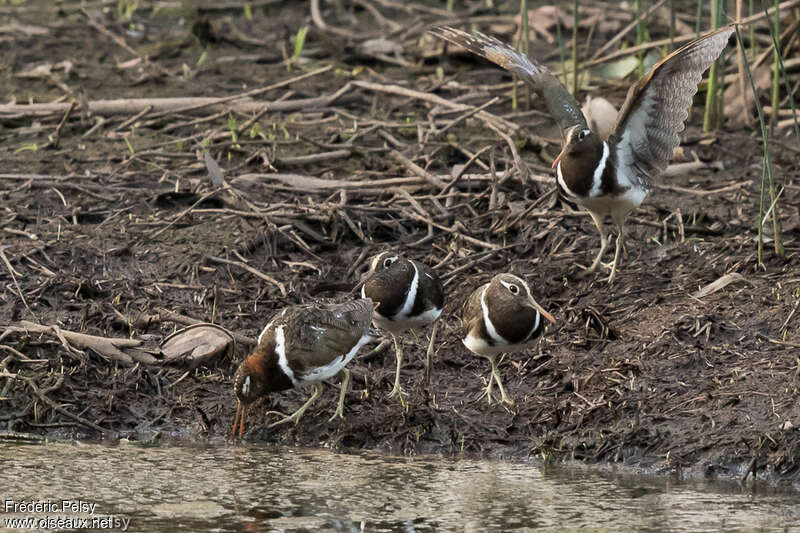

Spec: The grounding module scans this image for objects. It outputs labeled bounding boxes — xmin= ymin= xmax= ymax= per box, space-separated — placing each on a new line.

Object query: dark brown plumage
xmin=231 ymin=298 xmax=373 ymax=437
xmin=361 ymin=251 xmax=444 ymax=399
xmin=430 ymin=25 xmax=734 ymax=282
xmin=461 ymin=273 xmax=555 ymax=405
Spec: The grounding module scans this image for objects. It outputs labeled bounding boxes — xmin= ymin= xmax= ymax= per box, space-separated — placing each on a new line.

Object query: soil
xmin=1 ymin=1 xmax=799 ymax=487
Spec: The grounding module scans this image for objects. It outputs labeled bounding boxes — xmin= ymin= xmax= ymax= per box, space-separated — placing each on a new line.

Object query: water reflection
xmin=1 ymin=441 xmax=797 ymax=532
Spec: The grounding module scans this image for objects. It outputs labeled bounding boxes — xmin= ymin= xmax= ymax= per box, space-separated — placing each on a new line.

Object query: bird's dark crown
xmin=369 ymin=251 xmax=407 ymax=272
xmin=484 ymin=274 xmax=544 ymax=343
xmin=563 ymin=125 xmax=600 ymax=156
xmin=362 ymin=252 xmax=416 ymax=312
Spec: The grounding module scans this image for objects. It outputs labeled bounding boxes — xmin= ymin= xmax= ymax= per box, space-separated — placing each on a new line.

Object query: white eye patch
xmin=499 ymin=280 xmax=519 ymax=294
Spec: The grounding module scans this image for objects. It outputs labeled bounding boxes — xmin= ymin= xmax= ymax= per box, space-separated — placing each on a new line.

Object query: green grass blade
xmin=735 ymin=25 xmax=784 ymax=261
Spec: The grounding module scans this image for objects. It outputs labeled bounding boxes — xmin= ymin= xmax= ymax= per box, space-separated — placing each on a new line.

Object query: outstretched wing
xmin=609 ymin=25 xmax=734 ymax=183
xmin=429 ymin=26 xmax=587 ymax=134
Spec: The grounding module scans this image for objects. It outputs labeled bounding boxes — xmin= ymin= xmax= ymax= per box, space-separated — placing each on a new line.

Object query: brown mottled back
xmin=274 ymin=298 xmax=374 ymax=375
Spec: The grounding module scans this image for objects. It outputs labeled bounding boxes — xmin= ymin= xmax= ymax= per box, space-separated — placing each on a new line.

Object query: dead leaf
xmin=692 ymin=273 xmax=750 ymax=299
xmin=357 ymin=38 xmax=403 ymax=56
xmin=160 ymin=323 xmax=234 ymax=370
xmin=0 ymin=24 xmax=49 ymax=36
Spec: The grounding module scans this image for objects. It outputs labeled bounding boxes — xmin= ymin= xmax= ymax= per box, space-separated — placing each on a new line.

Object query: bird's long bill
xmin=551 ymin=147 xmax=567 ymax=169
xmin=231 ymin=401 xmax=246 ymax=438
xmin=531 ymin=301 xmax=556 ymax=324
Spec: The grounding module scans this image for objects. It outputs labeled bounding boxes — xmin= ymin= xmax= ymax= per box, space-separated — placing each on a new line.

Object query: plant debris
xmin=1 ymin=0 xmax=799 ymax=486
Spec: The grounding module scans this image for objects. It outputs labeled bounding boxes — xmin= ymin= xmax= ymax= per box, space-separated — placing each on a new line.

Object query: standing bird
xmin=231 ymin=298 xmax=373 ymax=437
xmin=461 ymin=273 xmax=555 ymax=405
xmin=361 ymin=252 xmax=445 ymax=401
xmin=430 ymin=25 xmax=734 ymax=282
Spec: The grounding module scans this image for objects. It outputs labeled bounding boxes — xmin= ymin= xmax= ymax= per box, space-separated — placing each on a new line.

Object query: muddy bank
xmin=1 ymin=1 xmax=799 ymax=486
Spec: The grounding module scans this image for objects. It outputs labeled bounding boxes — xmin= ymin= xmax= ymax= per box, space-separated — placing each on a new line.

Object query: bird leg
xmin=423 ymin=320 xmax=438 ymax=389
xmin=482 ymin=355 xmax=496 ymax=405
xmin=328 ymin=368 xmax=350 ymax=422
xmin=267 ymin=383 xmax=322 ymax=427
xmin=231 ymin=401 xmax=246 ymax=438
xmin=491 ymin=354 xmax=513 ymax=405
xmin=388 ymin=334 xmax=407 ymax=406
xmin=606 ymin=219 xmax=627 ymax=284
xmin=585 ymin=210 xmax=609 ymax=273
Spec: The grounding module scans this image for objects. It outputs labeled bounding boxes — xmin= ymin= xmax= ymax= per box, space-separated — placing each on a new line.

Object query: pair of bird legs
xmin=386 ymin=320 xmax=439 ymax=410
xmin=265 ymin=369 xmax=351 ymax=428
xmin=586 ymin=211 xmax=628 ymax=284
xmin=481 ymin=354 xmax=513 ymax=405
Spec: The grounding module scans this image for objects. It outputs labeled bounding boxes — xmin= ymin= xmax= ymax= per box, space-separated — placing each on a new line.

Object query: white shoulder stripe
xmin=556 ymin=161 xmax=576 ymax=198
xmin=480 ymin=287 xmax=505 ymax=344
xmin=588 ymin=141 xmax=610 ymax=198
xmin=274 ymin=326 xmax=298 ymax=386
xmin=395 ymin=261 xmax=419 ymax=319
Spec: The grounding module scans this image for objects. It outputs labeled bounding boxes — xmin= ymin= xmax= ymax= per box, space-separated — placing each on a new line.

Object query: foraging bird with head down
xmin=430 ymin=25 xmax=734 ymax=282
xmin=231 ymin=298 xmax=374 ymax=437
xmin=461 ymin=273 xmax=555 ymax=405
xmin=361 ymin=251 xmax=444 ymax=402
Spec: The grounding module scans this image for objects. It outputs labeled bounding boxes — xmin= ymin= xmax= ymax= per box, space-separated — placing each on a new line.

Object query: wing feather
xmin=279 ymin=299 xmax=373 ymax=374
xmin=610 ymin=25 xmax=734 ymax=183
xmin=429 ymin=26 xmax=587 ymax=134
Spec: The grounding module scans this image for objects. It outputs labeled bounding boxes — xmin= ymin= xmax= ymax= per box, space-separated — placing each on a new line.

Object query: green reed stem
xmin=571 ymin=0 xmax=579 ymax=96
xmin=555 ymin=1 xmax=567 ymax=86
xmin=770 ymin=2 xmax=780 ymax=129
xmin=735 ymin=26 xmax=784 ymax=263
xmin=702 ymin=0 xmax=721 ymax=132
xmin=634 ymin=0 xmax=644 ymax=77
xmin=519 ymin=0 xmax=529 ymax=56
xmin=513 ymin=0 xmax=530 ymax=110
xmin=695 ymin=0 xmax=703 ymax=34
xmin=668 ymin=0 xmax=675 ymax=52
xmin=748 ymin=0 xmax=756 ymax=56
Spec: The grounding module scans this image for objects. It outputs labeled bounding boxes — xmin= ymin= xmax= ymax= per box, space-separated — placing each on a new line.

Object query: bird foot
xmin=328 ymin=406 xmax=344 ymax=423
xmin=388 ymin=383 xmax=408 ymax=411
xmin=266 ymin=409 xmax=305 ymax=428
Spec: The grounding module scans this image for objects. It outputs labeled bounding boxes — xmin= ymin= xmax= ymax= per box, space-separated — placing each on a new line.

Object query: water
xmin=1 ymin=441 xmax=797 ymax=532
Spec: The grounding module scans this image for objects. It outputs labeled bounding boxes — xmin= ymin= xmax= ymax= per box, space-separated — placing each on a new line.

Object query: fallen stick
xmin=207 ymin=256 xmax=288 ymax=296
xmin=0 ymin=94 xmax=339 ymax=119
xmin=10 ymin=321 xmax=156 ymax=366
xmin=234 ymin=171 xmax=512 ymax=192
xmin=15 ymin=373 xmax=108 ymax=435
xmin=390 ymin=150 xmax=447 ymax=190
xmin=351 ymin=80 xmax=519 ymax=133
xmin=276 ymin=149 xmax=352 ymax=166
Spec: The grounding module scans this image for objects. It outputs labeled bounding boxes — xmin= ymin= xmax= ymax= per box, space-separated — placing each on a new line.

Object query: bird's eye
xmin=578 ymin=129 xmax=590 ymax=141
xmin=508 ymin=284 xmax=519 ymax=295
xmin=383 ymin=257 xmax=397 ymax=268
